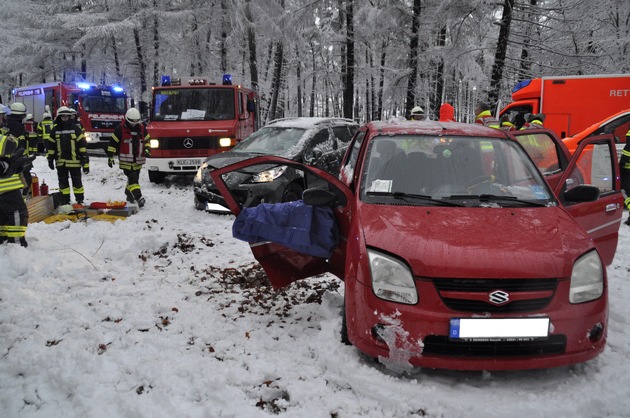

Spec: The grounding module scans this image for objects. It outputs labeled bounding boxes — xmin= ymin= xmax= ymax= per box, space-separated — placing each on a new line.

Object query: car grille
xmin=433 ymin=278 xmax=557 ymax=313
xmin=422 ymin=335 xmax=566 ymax=357
xmin=157 ymin=136 xmax=222 ymax=150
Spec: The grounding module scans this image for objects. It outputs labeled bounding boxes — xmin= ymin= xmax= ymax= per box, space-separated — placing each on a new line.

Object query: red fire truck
xmin=12 ymin=81 xmax=128 ymax=149
xmin=145 ymin=75 xmax=260 ymax=183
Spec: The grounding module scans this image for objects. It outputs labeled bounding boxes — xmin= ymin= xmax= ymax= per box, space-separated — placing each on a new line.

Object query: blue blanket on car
xmin=232 ymin=200 xmax=338 ymax=258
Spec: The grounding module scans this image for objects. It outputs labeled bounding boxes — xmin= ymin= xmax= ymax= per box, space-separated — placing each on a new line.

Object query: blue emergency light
xmin=113 ymin=86 xmax=124 ymax=93
xmin=512 ymin=79 xmax=532 ymax=93
xmin=222 ymin=74 xmax=232 ymax=85
xmin=77 ymin=82 xmax=92 ymax=90
xmin=161 ymin=75 xmax=171 ymax=86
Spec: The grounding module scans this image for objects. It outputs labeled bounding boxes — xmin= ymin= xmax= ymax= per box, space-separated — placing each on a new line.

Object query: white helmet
xmin=410 ymin=106 xmax=424 ymax=116
xmin=10 ymin=102 xmax=27 ymax=115
xmin=25 ymin=113 xmax=34 ymax=121
xmin=43 ymin=112 xmax=52 ymax=119
xmin=56 ymin=106 xmax=73 ymax=117
xmin=125 ymin=108 xmax=141 ymax=125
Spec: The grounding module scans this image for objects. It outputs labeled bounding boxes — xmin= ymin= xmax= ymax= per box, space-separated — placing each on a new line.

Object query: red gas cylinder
xmin=40 ymin=181 xmax=49 ymax=196
xmin=31 ymin=173 xmax=40 ymax=197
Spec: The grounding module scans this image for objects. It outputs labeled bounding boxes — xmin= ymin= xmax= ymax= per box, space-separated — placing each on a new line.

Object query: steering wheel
xmin=466 ymin=174 xmax=507 ymax=193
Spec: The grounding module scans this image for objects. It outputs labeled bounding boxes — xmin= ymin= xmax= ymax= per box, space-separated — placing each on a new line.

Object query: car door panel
xmin=554 ymin=134 xmax=622 ymax=265
xmin=210 ymin=155 xmax=353 ymax=288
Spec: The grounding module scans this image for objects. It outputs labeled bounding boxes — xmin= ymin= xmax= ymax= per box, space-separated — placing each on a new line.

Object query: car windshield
xmin=232 ymin=127 xmax=307 ymax=155
xmin=81 ymin=95 xmax=127 ymax=114
xmin=152 ymin=88 xmax=235 ymax=121
xmin=361 ymin=135 xmax=556 ymax=207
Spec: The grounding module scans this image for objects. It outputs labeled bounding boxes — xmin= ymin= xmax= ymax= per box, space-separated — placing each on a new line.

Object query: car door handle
xmin=605 ymin=203 xmax=619 ymax=212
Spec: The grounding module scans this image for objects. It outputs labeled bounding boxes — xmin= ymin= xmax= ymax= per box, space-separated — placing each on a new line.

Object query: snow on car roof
xmin=368 ymin=120 xmax=507 ymax=138
xmin=265 ymin=117 xmax=356 ymax=129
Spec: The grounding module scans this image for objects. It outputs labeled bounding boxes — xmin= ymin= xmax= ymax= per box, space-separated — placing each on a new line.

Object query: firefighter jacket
xmin=475 ymin=110 xmax=500 ymax=129
xmin=500 ymin=121 xmax=516 ymax=131
xmin=37 ymin=118 xmax=53 ymax=148
xmin=107 ymin=121 xmax=151 ymax=171
xmin=24 ymin=120 xmax=39 ymax=155
xmin=47 ymin=119 xmax=88 ymax=169
xmin=520 ymin=120 xmax=544 ymax=130
xmin=620 ymin=130 xmax=630 ymax=172
xmin=0 ymin=134 xmax=26 ymax=195
xmin=4 ymin=117 xmax=29 ymax=157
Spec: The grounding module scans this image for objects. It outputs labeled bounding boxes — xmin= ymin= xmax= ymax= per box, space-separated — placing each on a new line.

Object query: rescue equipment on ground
xmin=31 ymin=172 xmax=40 ymax=197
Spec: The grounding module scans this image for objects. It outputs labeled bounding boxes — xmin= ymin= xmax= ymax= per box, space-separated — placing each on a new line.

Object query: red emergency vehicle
xmin=12 ymin=81 xmax=128 ymax=149
xmin=145 ymin=75 xmax=260 ymax=183
xmin=499 ymin=74 xmax=630 ymax=141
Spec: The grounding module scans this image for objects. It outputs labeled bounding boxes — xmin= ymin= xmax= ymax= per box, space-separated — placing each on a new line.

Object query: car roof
xmin=364 ymin=120 xmax=508 ymax=139
xmin=265 ymin=117 xmax=357 ymax=130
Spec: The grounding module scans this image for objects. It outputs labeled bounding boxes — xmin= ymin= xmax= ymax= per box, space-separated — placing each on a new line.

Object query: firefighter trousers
xmin=123 ymin=168 xmax=143 ymax=203
xmin=622 ymin=171 xmax=630 ymax=210
xmin=0 ymin=189 xmax=29 ymax=247
xmin=57 ymin=166 xmax=84 ymax=205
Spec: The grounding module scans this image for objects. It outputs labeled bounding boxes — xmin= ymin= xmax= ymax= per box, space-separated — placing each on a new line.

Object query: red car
xmin=211 ymin=120 xmax=623 ymax=371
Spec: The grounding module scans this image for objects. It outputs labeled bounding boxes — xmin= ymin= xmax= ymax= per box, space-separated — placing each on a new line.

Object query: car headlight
xmin=569 ymin=250 xmax=604 ymax=304
xmin=368 ymin=249 xmax=417 ymax=305
xmin=251 ymin=166 xmax=287 ymax=183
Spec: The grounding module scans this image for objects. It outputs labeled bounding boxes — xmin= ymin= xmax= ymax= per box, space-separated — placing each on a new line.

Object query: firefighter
xmin=24 ymin=114 xmax=39 ymax=155
xmin=5 ymin=103 xmax=33 ymax=197
xmin=37 ymin=111 xmax=54 ymax=155
xmin=47 ymin=106 xmax=89 ymax=205
xmin=439 ymin=102 xmax=456 ymax=122
xmin=620 ymin=129 xmax=630 ymax=225
xmin=69 ymin=107 xmax=84 ymax=132
xmin=500 ymin=115 xmax=516 ymax=131
xmin=106 ymin=108 xmax=151 ymax=207
xmin=409 ymin=106 xmax=425 ymax=121
xmin=0 ymin=134 xmax=35 ymax=247
xmin=0 ymin=105 xmax=9 ymax=135
xmin=520 ymin=113 xmax=545 ymax=130
xmin=474 ymin=102 xmax=500 ymax=129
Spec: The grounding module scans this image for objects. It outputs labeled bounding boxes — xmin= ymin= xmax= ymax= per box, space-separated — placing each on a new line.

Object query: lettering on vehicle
xmin=15 ymin=88 xmax=43 ymax=97
xmin=610 ymin=89 xmax=630 ymax=97
xmin=88 ymin=113 xmax=125 ymax=120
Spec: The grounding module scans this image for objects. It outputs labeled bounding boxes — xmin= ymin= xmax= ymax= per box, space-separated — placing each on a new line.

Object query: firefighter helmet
xmin=43 ymin=112 xmax=52 ymax=119
xmin=9 ymin=102 xmax=27 ymax=115
xmin=410 ymin=106 xmax=424 ymax=116
xmin=125 ymin=108 xmax=141 ymax=125
xmin=0 ymin=105 xmax=9 ymax=115
xmin=25 ymin=113 xmax=34 ymax=121
xmin=56 ymin=106 xmax=73 ymax=117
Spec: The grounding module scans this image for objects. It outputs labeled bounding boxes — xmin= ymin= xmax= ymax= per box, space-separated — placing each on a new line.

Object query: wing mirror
xmin=303 ymin=188 xmax=337 ymax=206
xmin=564 ymin=185 xmax=600 ymax=202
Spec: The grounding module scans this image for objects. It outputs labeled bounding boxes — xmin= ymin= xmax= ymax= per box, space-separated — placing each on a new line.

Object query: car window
xmin=513 ymin=133 xmax=562 ymax=175
xmin=341 ymin=130 xmax=366 ymax=183
xmin=308 ymin=129 xmax=334 ymax=152
xmin=233 ymin=127 xmax=306 ymax=155
xmin=332 ymin=126 xmax=353 ymax=144
xmin=563 ymin=141 xmax=615 ymax=200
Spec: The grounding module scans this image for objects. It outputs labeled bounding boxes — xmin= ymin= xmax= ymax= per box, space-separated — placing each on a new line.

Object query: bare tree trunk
xmin=405 ymin=0 xmax=421 ymax=119
xmin=268 ymin=42 xmax=284 ymax=121
xmin=245 ymin=0 xmax=259 ymax=90
xmin=431 ymin=25 xmax=447 ymax=118
xmin=488 ymin=0 xmax=514 ymax=105
xmin=377 ymin=40 xmax=387 ymax=120
xmin=296 ymin=46 xmax=303 ymax=117
xmin=343 ymin=0 xmax=355 ymax=120
xmin=519 ymin=0 xmax=537 ymax=80
xmin=153 ymin=0 xmax=160 ymax=86
xmin=220 ymin=0 xmax=228 ymax=73
xmin=309 ymin=42 xmax=317 ymax=117
xmin=133 ymin=28 xmax=148 ymax=97
xmin=365 ymin=47 xmax=371 ymax=122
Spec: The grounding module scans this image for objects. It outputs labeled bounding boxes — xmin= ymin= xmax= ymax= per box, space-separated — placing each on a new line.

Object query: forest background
xmin=0 ymin=0 xmax=628 ymax=124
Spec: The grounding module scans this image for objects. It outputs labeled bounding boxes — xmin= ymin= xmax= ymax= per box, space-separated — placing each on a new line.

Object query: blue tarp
xmin=232 ymin=200 xmax=338 ymax=258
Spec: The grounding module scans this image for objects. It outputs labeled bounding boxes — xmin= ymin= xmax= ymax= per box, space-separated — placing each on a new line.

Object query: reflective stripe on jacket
xmin=48 ymin=121 xmax=88 ymax=168
xmin=475 ymin=110 xmax=500 ymax=129
xmin=108 ymin=122 xmax=151 ymax=170
xmin=0 ymin=134 xmax=26 ymax=194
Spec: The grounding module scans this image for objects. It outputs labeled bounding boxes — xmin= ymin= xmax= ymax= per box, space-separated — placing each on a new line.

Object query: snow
xmin=2 ymin=155 xmax=630 ymax=418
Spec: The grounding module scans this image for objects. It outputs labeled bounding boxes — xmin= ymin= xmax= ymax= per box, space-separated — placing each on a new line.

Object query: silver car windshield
xmin=361 ymin=135 xmax=556 ymax=207
xmin=233 ymin=127 xmax=307 ymax=155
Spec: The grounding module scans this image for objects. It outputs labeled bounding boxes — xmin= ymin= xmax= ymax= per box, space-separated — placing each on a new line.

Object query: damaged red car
xmin=210 ymin=120 xmax=623 ymax=371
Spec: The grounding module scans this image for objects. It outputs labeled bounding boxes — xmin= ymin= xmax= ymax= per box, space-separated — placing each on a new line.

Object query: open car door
xmin=553 ymin=134 xmax=623 ymax=266
xmin=210 ymin=155 xmax=353 ymax=289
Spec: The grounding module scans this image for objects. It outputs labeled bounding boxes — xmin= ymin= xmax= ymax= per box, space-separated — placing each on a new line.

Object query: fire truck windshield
xmin=152 ymin=88 xmax=235 ymax=121
xmin=82 ymin=95 xmax=126 ymax=114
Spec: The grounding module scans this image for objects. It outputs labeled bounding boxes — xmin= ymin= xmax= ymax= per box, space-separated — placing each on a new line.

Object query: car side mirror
xmin=303 ymin=188 xmax=337 ymax=206
xmin=564 ymin=185 xmax=600 ymax=202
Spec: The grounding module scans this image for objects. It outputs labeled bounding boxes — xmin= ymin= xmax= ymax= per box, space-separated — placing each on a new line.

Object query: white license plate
xmin=449 ymin=318 xmax=550 ymax=340
xmin=176 ymin=159 xmax=201 ymax=166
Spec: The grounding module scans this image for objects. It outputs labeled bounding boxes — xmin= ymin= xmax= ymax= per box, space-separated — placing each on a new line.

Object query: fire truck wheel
xmin=148 ymin=171 xmax=167 ymax=184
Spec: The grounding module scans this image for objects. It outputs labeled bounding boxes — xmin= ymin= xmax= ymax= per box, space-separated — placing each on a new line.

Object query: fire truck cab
xmin=145 ymin=75 xmax=260 ymax=184
xmin=12 ymin=81 xmax=128 ymax=149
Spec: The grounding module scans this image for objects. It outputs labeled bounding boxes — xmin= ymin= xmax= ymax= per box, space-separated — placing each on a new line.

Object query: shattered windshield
xmin=152 ymin=88 xmax=235 ymax=121
xmin=361 ymin=134 xmax=556 ymax=207
xmin=232 ymin=127 xmax=307 ymax=156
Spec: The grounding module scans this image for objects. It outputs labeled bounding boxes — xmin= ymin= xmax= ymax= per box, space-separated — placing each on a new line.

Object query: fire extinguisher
xmin=31 ymin=172 xmax=40 ymax=197
xmin=40 ymin=180 xmax=49 ymax=196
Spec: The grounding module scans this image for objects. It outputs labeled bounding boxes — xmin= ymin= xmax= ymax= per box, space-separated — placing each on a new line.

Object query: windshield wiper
xmin=365 ymin=191 xmax=464 ymax=207
xmin=446 ymin=194 xmax=549 ymax=207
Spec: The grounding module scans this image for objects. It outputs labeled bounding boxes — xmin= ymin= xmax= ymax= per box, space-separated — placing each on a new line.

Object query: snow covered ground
xmin=1 ymin=155 xmax=629 ymax=418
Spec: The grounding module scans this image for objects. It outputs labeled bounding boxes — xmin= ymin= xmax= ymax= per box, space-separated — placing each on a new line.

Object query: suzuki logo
xmin=488 ymin=290 xmax=510 ymax=305
xmin=183 ymin=138 xmax=194 ymax=148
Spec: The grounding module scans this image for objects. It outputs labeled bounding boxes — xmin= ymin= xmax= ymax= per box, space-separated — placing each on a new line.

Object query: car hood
xmin=358 ymin=204 xmax=593 ymax=279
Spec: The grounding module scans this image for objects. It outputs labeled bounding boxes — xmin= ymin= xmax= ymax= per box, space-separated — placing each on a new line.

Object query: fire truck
xmin=12 ymin=81 xmax=128 ymax=149
xmin=145 ymin=75 xmax=260 ymax=183
xmin=498 ymin=74 xmax=630 ymax=141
